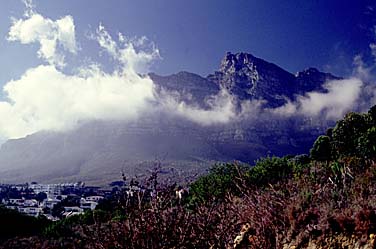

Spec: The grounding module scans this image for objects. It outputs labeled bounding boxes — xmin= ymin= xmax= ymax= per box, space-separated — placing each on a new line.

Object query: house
xmin=62 ymin=206 xmax=84 ymax=218
xmin=80 ymin=201 xmax=98 ymax=210
xmin=85 ymin=196 xmax=104 ymax=202
xmin=64 ymin=206 xmax=83 ymax=213
xmin=5 ymin=205 xmax=17 ymax=210
xmin=18 ymin=207 xmax=43 ymax=217
xmin=8 ymin=198 xmax=24 ymax=205
xmin=42 ymin=198 xmax=61 ymax=209
xmin=24 ymin=199 xmax=38 ymax=207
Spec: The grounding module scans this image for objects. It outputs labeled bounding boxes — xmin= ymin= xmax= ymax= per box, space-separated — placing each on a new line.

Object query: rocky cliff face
xmin=0 ymin=52 xmax=341 ymax=184
xmin=208 ymin=52 xmax=340 ymax=107
xmin=295 ymin=67 xmax=340 ymax=94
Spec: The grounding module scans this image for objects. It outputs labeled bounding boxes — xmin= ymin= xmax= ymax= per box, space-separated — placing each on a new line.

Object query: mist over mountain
xmin=0 ymin=52 xmax=345 ymax=185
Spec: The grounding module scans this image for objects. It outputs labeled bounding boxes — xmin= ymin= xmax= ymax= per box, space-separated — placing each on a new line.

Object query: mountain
xmin=208 ymin=52 xmax=340 ymax=107
xmin=0 ymin=52 xmax=340 ymax=185
xmin=149 ymin=71 xmax=220 ymax=107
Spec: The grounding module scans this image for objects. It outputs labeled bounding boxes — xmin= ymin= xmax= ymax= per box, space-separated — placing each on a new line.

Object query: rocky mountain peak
xmin=295 ymin=67 xmax=341 ymax=94
xmin=219 ymin=52 xmax=258 ymax=74
xmin=208 ymin=52 xmax=342 ymax=107
xmin=208 ymin=52 xmax=297 ymax=106
xmin=295 ymin=67 xmax=337 ymax=79
xmin=296 ymin=67 xmax=321 ymax=76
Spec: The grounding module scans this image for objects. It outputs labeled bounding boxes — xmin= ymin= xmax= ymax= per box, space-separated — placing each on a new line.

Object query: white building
xmin=18 ymin=207 xmax=43 ymax=217
xmin=64 ymin=206 xmax=83 ymax=213
xmin=5 ymin=205 xmax=18 ymax=210
xmin=8 ymin=198 xmax=24 ymax=205
xmin=80 ymin=201 xmax=98 ymax=210
xmin=42 ymin=198 xmax=61 ymax=209
xmin=85 ymin=196 xmax=104 ymax=202
xmin=62 ymin=206 xmax=84 ymax=218
xmin=24 ymin=199 xmax=38 ymax=207
xmin=29 ymin=183 xmax=64 ymax=197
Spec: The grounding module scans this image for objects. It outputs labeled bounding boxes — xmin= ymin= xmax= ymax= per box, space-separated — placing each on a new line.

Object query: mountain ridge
xmin=207 ymin=52 xmax=340 ymax=107
xmin=0 ymin=52 xmax=342 ymax=184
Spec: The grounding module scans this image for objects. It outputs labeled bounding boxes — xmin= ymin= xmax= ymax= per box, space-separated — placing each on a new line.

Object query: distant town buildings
xmin=0 ymin=182 xmax=104 ymax=220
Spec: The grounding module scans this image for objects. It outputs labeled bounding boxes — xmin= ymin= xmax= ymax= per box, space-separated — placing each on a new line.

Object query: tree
xmin=357 ymin=127 xmax=376 ymax=159
xmin=331 ymin=112 xmax=368 ymax=157
xmin=36 ymin=192 xmax=47 ymax=203
xmin=368 ymin=105 xmax=376 ymax=126
xmin=0 ymin=206 xmax=50 ymax=243
xmin=310 ymin=135 xmax=332 ymax=161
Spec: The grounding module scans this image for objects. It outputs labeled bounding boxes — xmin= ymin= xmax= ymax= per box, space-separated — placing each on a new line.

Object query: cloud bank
xmin=160 ymin=89 xmax=237 ymax=125
xmin=271 ymin=78 xmax=364 ymax=120
xmin=0 ymin=64 xmax=155 ymax=139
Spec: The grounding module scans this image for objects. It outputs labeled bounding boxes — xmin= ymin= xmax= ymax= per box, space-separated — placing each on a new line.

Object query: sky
xmin=0 ymin=0 xmax=375 ymax=141
xmin=0 ymin=0 xmax=375 ymax=82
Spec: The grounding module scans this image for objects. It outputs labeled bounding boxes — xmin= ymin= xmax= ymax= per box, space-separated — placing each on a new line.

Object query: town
xmin=0 ymin=182 xmax=108 ymax=220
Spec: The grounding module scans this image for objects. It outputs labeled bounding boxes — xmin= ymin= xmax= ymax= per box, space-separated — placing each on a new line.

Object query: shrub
xmin=357 ymin=127 xmax=376 ymax=159
xmin=332 ymin=112 xmax=368 ymax=157
xmin=310 ymin=135 xmax=332 ymax=161
xmin=0 ymin=206 xmax=50 ymax=243
xmin=189 ymin=163 xmax=248 ymax=204
xmin=248 ymin=156 xmax=292 ymax=186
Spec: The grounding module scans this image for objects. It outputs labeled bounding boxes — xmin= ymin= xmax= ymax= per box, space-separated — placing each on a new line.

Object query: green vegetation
xmin=189 ymin=163 xmax=248 ymax=204
xmin=43 ymin=210 xmax=96 ymax=238
xmin=0 ymin=205 xmax=50 ymax=244
xmin=248 ymin=156 xmax=293 ymax=185
xmin=310 ymin=135 xmax=332 ymax=161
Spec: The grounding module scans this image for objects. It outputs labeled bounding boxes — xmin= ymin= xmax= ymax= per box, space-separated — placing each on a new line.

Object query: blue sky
xmin=0 ymin=0 xmax=375 ymax=84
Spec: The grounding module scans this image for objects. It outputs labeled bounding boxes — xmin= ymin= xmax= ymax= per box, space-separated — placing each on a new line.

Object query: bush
xmin=189 ymin=163 xmax=248 ymax=204
xmin=289 ymin=154 xmax=311 ymax=177
xmin=248 ymin=156 xmax=292 ymax=186
xmin=357 ymin=127 xmax=376 ymax=159
xmin=43 ymin=210 xmax=95 ymax=238
xmin=332 ymin=112 xmax=368 ymax=157
xmin=310 ymin=135 xmax=332 ymax=161
xmin=0 ymin=206 xmax=50 ymax=244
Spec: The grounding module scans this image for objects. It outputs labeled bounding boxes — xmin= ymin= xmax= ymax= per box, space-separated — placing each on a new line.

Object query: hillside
xmin=1 ymin=105 xmax=375 ymax=248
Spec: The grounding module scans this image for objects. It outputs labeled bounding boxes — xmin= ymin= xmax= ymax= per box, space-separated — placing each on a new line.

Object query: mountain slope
xmin=0 ymin=52 xmax=340 ymax=184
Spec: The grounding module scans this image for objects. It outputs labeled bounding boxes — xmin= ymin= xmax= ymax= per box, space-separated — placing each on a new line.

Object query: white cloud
xmin=8 ymin=7 xmax=77 ymax=67
xmin=270 ymin=100 xmax=297 ymax=116
xmin=96 ymin=24 xmax=160 ymax=73
xmin=2 ymin=9 xmax=158 ymax=139
xmin=299 ymin=79 xmax=363 ymax=119
xmin=271 ymin=78 xmax=363 ymax=119
xmin=22 ymin=0 xmax=35 ymax=17
xmin=160 ymin=89 xmax=237 ymax=125
xmin=0 ymin=64 xmax=155 ymax=139
xmin=370 ymin=43 xmax=376 ymax=61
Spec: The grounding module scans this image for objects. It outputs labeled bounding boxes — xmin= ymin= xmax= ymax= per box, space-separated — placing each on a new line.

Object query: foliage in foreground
xmin=0 ymin=206 xmax=50 ymax=244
